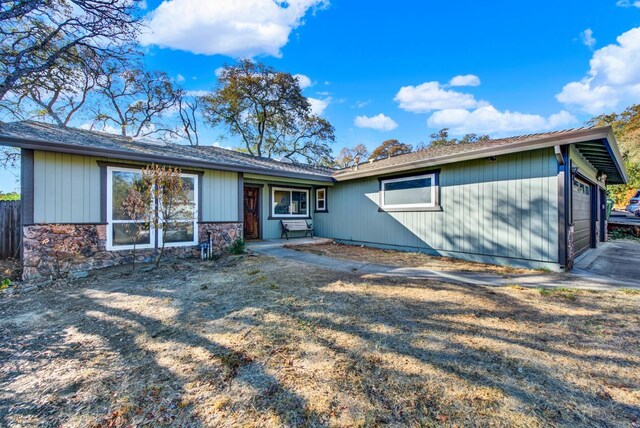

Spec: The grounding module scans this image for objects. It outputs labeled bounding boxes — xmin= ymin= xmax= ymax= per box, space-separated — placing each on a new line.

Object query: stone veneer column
xmin=198 ymin=222 xmax=243 ymax=255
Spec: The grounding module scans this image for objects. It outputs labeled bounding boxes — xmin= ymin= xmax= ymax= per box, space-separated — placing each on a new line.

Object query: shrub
xmin=229 ymin=239 xmax=245 ymax=255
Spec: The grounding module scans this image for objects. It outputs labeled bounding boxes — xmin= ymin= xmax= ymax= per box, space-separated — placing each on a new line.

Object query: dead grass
xmin=287 ymin=242 xmax=547 ymax=275
xmin=1 ymin=254 xmax=639 ymax=427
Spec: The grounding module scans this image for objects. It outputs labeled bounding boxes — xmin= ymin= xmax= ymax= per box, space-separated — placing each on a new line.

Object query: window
xmin=271 ymin=187 xmax=309 ymax=218
xmin=160 ymin=174 xmax=198 ymax=247
xmin=107 ymin=167 xmax=154 ymax=251
xmin=106 ymin=167 xmax=198 ymax=250
xmin=315 ymin=187 xmax=327 ymax=212
xmin=380 ymin=173 xmax=438 ymax=210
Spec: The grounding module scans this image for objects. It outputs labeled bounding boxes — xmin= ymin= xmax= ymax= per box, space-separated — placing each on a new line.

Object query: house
xmin=0 ymin=121 xmax=627 ymax=280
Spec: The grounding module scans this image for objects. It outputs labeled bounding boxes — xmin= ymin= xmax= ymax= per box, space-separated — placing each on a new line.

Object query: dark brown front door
xmin=243 ymin=186 xmax=260 ymax=240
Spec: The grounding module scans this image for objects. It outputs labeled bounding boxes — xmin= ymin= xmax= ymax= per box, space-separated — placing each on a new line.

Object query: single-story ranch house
xmin=0 ymin=121 xmax=627 ymax=280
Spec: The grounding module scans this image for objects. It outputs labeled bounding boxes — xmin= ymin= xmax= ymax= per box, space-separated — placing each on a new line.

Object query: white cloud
xmin=141 ymin=0 xmax=328 ymax=57
xmin=449 ymin=74 xmax=481 ymax=87
xmin=308 ymin=97 xmax=330 ymax=115
xmin=176 ymin=73 xmax=185 ymax=82
xmin=352 ymin=99 xmax=371 ymax=108
xmin=293 ymin=73 xmax=313 ymax=89
xmin=580 ymin=28 xmax=596 ymax=49
xmin=394 ymin=81 xmax=481 ymax=113
xmin=556 ymin=26 xmax=640 ymax=114
xmin=617 ymin=0 xmax=640 ymax=7
xmin=427 ymin=106 xmax=577 ymax=135
xmin=354 ymin=113 xmax=398 ymax=131
xmin=214 ymin=67 xmax=225 ymax=78
xmin=185 ymin=90 xmax=210 ymax=97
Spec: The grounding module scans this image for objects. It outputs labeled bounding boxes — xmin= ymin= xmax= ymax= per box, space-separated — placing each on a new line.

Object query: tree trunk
xmin=155 ymin=228 xmax=166 ymax=267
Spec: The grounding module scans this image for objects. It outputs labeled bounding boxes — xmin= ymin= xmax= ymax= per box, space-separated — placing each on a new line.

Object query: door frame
xmin=243 ymin=184 xmax=262 ymax=240
xmin=599 ymin=188 xmax=607 ymax=243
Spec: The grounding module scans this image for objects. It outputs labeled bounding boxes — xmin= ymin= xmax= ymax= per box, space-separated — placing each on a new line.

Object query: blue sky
xmin=2 ymin=0 xmax=640 ymax=191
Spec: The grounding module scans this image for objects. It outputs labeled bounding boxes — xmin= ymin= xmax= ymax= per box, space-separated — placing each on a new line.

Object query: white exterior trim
xmin=380 ymin=173 xmax=436 ymax=210
xmin=158 ymin=172 xmax=199 ymax=248
xmin=106 ymin=166 xmax=155 ymax=251
xmin=271 ymin=186 xmax=310 ymax=218
xmin=315 ymin=188 xmax=326 ymax=211
xmin=106 ymin=167 xmax=198 ymax=251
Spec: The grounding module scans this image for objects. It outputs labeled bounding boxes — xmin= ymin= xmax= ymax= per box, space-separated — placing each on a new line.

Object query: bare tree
xmin=17 ymin=55 xmax=98 ymax=126
xmin=0 ymin=0 xmax=143 ymax=102
xmin=334 ymin=144 xmax=369 ymax=168
xmin=93 ymin=65 xmax=181 ymax=137
xmin=142 ymin=165 xmax=195 ymax=267
xmin=159 ymin=94 xmax=201 ymax=146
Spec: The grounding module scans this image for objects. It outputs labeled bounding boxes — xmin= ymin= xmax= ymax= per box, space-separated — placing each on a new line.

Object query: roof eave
xmin=0 ymin=134 xmax=335 ymax=183
xmin=604 ymin=127 xmax=629 ymax=184
xmin=333 ymin=127 xmax=613 ymax=181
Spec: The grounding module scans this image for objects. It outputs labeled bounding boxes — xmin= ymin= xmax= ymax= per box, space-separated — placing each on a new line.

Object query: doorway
xmin=243 ymin=186 xmax=260 ymax=240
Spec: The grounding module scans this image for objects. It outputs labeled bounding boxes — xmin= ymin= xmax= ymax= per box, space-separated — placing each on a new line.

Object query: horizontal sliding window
xmin=272 ymin=187 xmax=309 ymax=218
xmin=381 ymin=173 xmax=438 ymax=210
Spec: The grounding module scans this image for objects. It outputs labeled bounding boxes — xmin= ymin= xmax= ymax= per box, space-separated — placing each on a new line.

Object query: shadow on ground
xmin=1 ymin=254 xmax=639 ymax=427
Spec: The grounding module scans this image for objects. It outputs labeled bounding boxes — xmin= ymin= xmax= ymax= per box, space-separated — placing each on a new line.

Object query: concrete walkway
xmin=249 ymin=245 xmax=640 ymax=291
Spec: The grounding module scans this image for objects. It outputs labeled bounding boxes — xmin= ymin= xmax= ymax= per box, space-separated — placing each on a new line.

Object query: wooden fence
xmin=0 ymin=200 xmax=21 ymax=260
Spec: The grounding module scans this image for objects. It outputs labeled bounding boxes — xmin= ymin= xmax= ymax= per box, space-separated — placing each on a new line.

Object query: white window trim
xmin=106 ymin=166 xmax=155 ymax=251
xmin=380 ymin=173 xmax=437 ymax=209
xmin=271 ymin=186 xmax=310 ymax=218
xmin=106 ymin=167 xmax=199 ymax=251
xmin=158 ymin=173 xmax=199 ymax=248
xmin=315 ymin=188 xmax=326 ymax=211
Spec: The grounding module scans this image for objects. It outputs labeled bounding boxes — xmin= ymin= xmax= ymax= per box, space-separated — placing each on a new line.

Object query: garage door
xmin=572 ymin=177 xmax=592 ymax=256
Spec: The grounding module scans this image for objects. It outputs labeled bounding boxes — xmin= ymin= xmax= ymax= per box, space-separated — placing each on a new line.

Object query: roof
xmin=334 ymin=126 xmax=628 ymax=184
xmin=0 ymin=121 xmax=628 ymax=185
xmin=0 ymin=121 xmax=334 ymax=182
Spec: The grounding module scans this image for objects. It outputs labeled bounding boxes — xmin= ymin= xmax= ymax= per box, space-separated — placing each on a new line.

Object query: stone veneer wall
xmin=566 ymin=224 xmax=575 ymax=270
xmin=22 ymin=222 xmax=242 ymax=281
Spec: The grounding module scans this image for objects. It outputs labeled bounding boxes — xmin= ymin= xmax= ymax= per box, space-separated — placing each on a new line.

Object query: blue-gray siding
xmin=316 ymin=148 xmax=560 ymax=265
xmin=33 ymin=150 xmax=239 ymax=224
xmin=244 ymin=178 xmax=322 ymax=239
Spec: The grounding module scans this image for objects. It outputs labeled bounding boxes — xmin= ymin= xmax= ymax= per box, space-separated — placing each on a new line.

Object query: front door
xmin=243 ymin=186 xmax=260 ymax=240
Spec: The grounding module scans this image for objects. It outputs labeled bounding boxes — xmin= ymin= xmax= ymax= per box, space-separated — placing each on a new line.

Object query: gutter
xmin=333 ymin=127 xmax=612 ymax=181
xmin=0 ymin=134 xmax=335 ymax=183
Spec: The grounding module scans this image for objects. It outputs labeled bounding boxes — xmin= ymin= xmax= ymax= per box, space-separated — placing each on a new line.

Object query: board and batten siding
xmin=33 ymin=150 xmax=239 ymax=224
xmin=316 ymin=148 xmax=560 ymax=268
xmin=201 ymin=170 xmax=240 ymax=222
xmin=243 ymin=175 xmax=329 ymax=239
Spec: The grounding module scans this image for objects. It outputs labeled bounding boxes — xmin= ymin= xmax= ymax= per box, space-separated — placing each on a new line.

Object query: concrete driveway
xmin=574 ymin=240 xmax=640 ymax=283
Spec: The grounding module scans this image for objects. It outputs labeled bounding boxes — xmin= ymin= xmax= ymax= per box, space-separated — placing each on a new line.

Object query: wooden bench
xmin=280 ymin=219 xmax=313 ymax=240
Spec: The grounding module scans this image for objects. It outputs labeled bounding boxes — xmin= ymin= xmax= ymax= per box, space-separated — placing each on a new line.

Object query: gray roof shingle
xmin=0 ymin=121 xmax=334 ymax=180
xmin=335 ymin=128 xmax=595 ymax=175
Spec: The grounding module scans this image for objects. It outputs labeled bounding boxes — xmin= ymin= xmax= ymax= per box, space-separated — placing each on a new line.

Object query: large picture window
xmin=380 ymin=173 xmax=438 ymax=210
xmin=271 ymin=187 xmax=309 ymax=218
xmin=106 ymin=167 xmax=198 ymax=250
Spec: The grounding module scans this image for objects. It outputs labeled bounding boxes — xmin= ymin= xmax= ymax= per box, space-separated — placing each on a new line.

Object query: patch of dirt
xmin=287 ymin=242 xmax=544 ymax=275
xmin=1 ymin=254 xmax=639 ymax=427
xmin=0 ymin=258 xmax=21 ymax=282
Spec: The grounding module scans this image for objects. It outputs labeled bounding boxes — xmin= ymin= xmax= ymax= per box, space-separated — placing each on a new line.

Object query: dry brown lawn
xmin=1 ymin=254 xmax=639 ymax=427
xmin=286 ymin=242 xmax=545 ymax=275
